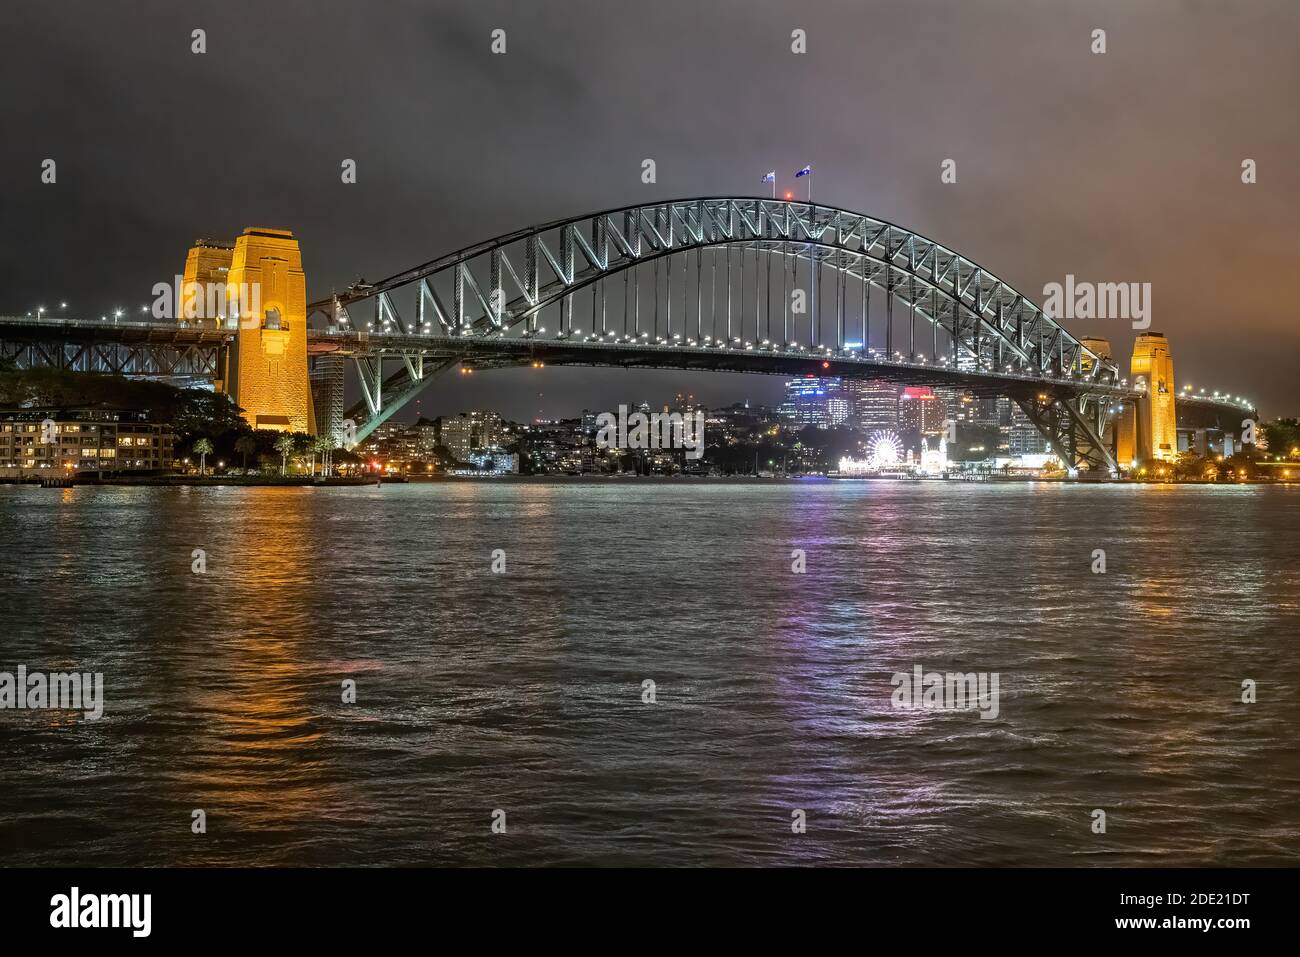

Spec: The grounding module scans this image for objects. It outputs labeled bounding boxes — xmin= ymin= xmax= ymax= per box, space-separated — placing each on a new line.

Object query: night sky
xmin=2 ymin=0 xmax=1297 ymax=420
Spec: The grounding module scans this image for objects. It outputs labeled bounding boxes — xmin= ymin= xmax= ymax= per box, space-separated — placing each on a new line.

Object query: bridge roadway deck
xmin=0 ymin=316 xmax=1259 ymax=418
xmin=306 ymin=331 xmax=1140 ymax=401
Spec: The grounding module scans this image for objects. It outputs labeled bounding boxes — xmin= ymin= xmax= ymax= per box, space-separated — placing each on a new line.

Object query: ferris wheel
xmin=866 ymin=430 xmax=905 ymax=468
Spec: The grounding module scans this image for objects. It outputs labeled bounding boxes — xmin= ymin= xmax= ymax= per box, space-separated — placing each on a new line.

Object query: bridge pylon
xmin=183 ymin=228 xmax=315 ymax=434
xmin=1116 ymin=332 xmax=1177 ymax=468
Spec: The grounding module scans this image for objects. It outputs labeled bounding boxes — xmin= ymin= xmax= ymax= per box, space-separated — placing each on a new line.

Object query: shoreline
xmin=1 ymin=473 xmax=1292 ymax=488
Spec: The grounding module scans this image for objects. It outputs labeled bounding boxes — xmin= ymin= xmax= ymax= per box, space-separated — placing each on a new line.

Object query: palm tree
xmin=274 ymin=433 xmax=296 ymax=476
xmin=234 ymin=434 xmax=257 ymax=472
xmin=192 ymin=437 xmax=213 ymax=476
xmin=312 ymin=434 xmax=334 ymax=477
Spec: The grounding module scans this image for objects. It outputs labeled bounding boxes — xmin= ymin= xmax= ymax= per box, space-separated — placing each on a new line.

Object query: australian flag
xmin=795 ymin=165 xmax=812 ymax=178
xmin=762 ymin=170 xmax=775 ymax=183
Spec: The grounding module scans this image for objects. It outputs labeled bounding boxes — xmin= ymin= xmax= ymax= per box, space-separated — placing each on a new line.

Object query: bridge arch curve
xmin=307 ymin=198 xmax=1131 ymax=470
xmin=310 ymin=198 xmax=1117 ymax=384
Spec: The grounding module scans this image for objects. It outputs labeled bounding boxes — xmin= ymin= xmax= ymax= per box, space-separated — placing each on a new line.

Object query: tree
xmin=171 ymin=389 xmax=247 ymax=445
xmin=312 ymin=434 xmax=334 ymax=477
xmin=234 ymin=434 xmax=257 ymax=471
xmin=1262 ymin=418 xmax=1300 ymax=460
xmin=274 ymin=433 xmax=296 ymax=476
xmin=1173 ymin=448 xmax=1206 ymax=482
xmin=192 ymin=437 xmax=214 ymax=476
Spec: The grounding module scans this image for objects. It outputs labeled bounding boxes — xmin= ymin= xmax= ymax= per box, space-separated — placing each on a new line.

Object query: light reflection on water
xmin=1 ymin=480 xmax=1298 ymax=866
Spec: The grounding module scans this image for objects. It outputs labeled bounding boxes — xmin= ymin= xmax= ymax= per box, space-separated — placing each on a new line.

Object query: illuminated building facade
xmin=436 ymin=411 xmax=506 ymax=462
xmin=898 ymin=387 xmax=946 ymax=448
xmin=849 ymin=379 xmax=899 ymax=432
xmin=0 ymin=408 xmax=173 ymax=475
xmin=781 ymin=377 xmax=849 ymax=427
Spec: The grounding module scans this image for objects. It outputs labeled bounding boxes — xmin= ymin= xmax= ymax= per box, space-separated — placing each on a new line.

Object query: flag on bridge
xmin=762 ymin=171 xmax=775 ymax=183
xmin=795 ymin=165 xmax=812 ymax=177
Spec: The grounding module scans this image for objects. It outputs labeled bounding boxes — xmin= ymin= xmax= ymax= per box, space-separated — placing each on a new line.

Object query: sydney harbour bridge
xmin=0 ymin=198 xmax=1253 ymax=475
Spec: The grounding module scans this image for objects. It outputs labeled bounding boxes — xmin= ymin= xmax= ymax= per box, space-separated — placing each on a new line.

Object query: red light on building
xmin=822 ymin=361 xmax=830 ymax=369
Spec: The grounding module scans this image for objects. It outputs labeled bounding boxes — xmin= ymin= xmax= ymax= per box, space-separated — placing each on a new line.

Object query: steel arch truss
xmin=308 ymin=197 xmax=1119 ymax=384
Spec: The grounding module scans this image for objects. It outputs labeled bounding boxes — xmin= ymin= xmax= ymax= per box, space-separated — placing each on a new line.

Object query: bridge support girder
xmin=342 ymin=353 xmax=459 ymax=445
xmin=1013 ymin=388 xmax=1119 ymax=475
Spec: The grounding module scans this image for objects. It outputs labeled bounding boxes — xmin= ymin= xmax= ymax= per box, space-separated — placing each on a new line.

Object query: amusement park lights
xmin=865 ymin=430 xmax=905 ymax=468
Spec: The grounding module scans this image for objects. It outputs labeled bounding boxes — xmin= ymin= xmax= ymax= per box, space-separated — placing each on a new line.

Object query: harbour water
xmin=1 ymin=480 xmax=1297 ymax=866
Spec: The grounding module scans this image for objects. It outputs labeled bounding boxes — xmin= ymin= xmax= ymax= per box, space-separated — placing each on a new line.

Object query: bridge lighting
xmin=60 ymin=302 xmax=66 ymax=309
xmin=114 ymin=309 xmax=122 ymax=319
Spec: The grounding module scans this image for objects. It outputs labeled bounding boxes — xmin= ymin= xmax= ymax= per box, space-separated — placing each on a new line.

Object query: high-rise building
xmin=436 ymin=410 xmax=506 ymax=462
xmin=309 ymin=354 xmax=345 ymax=445
xmin=780 ymin=377 xmax=842 ymax=427
xmin=1009 ymin=403 xmax=1048 ymax=455
xmin=438 ymin=415 xmax=475 ymax=461
xmin=847 ymin=379 xmax=899 ymax=432
xmin=898 ymin=386 xmax=946 ymax=442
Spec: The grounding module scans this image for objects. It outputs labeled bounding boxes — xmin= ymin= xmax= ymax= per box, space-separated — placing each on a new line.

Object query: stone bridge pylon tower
xmin=181 ymin=227 xmax=314 ymax=434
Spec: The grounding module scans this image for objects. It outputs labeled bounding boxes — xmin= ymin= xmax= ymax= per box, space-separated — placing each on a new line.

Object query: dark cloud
xmin=2 ymin=0 xmax=1297 ymax=418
